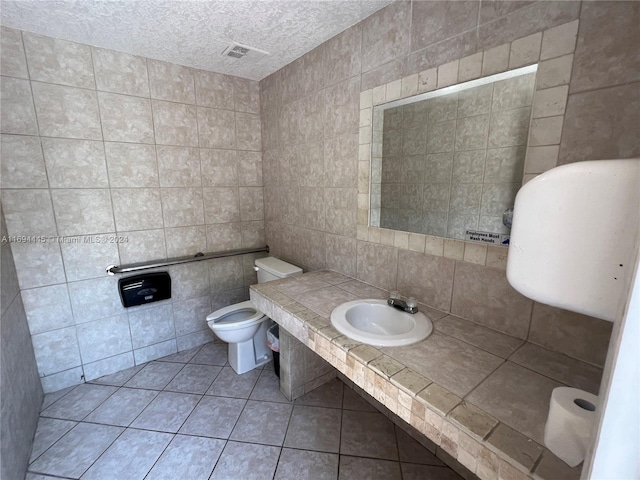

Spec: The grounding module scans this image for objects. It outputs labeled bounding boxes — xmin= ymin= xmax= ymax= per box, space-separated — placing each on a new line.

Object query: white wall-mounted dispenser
xmin=507 ymin=159 xmax=640 ymax=322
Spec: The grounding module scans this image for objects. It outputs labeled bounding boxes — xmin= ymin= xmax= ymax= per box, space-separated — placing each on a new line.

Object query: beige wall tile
xmin=152 ymin=100 xmax=198 ymax=146
xmin=524 ymin=145 xmax=559 ymax=174
xmin=418 ymin=68 xmax=437 ymax=93
xmin=324 ymin=77 xmax=359 ymax=139
xmin=528 ymin=115 xmax=563 ymax=146
xmin=203 ymin=186 xmax=240 ymax=224
xmin=361 ymin=1 xmax=411 ymax=72
xmin=1 ymin=27 xmax=28 ymax=79
xmin=197 ymin=107 xmax=236 ymax=149
xmin=11 ymin=242 xmax=67 ymax=289
xmin=206 ymin=223 xmax=242 ymax=251
xmin=509 ymin=32 xmax=541 ymax=68
xmin=112 ymin=188 xmax=163 ymax=231
xmin=42 ymin=138 xmax=108 ymax=188
xmin=1 ymin=135 xmax=48 ymax=188
xmin=23 ymin=32 xmax=94 ymax=88
xmin=411 ymin=1 xmax=479 ymax=52
xmin=396 ymin=250 xmax=454 ymax=311
xmin=233 ymin=77 xmax=260 ymax=114
xmin=236 ymin=112 xmax=261 ymax=151
xmin=32 ymin=81 xmax=101 ymax=139
xmin=356 ymin=241 xmax=397 ymax=291
xmin=98 ymin=92 xmax=154 ymax=143
xmin=200 ymin=148 xmax=238 ymax=186
xmin=160 ymin=187 xmax=204 ymax=227
xmin=92 ymin=47 xmax=150 ymax=97
xmin=437 ymin=60 xmax=458 ymax=88
xmin=536 ymin=54 xmax=573 ymax=89
xmin=482 ymin=44 xmax=510 ymax=76
xmin=531 ymin=85 xmax=568 ymax=118
xmin=1 ymin=189 xmax=57 ymax=236
xmin=60 ymin=235 xmax=120 ymax=282
xmin=156 ymin=145 xmax=201 ymax=187
xmin=451 ymin=261 xmax=532 ymax=338
xmin=105 ymin=142 xmax=159 ymax=188
xmin=237 ymin=151 xmax=263 ymax=186
xmin=1 ymin=78 xmax=38 ymax=135
xmin=559 ymin=83 xmax=640 ymax=164
xmin=118 ymin=229 xmax=167 ymax=264
xmin=194 ymin=70 xmax=234 ymax=109
xmin=239 ymin=186 xmax=264 ymax=221
xmin=165 ymin=225 xmax=206 ymax=257
xmin=528 ymin=302 xmax=612 ymax=366
xmin=540 ymin=20 xmax=579 ymax=60
xmin=148 ymin=59 xmax=195 ymax=104
xmin=458 ymin=52 xmax=483 ymax=82
xmin=52 ymin=189 xmax=115 ymax=236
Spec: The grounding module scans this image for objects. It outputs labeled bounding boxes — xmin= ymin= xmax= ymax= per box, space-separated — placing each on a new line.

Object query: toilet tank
xmin=254 ymin=257 xmax=303 ymax=283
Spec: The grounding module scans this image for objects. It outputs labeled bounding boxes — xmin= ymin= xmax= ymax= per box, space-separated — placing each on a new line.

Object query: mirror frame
xmin=356 ymin=22 xmax=579 ymax=267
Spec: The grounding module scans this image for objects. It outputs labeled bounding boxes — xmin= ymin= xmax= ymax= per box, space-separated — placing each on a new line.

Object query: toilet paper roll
xmin=544 ymin=386 xmax=598 ymax=467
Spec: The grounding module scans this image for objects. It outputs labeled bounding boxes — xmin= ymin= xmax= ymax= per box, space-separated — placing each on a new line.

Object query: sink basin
xmin=330 ymin=299 xmax=433 ymax=347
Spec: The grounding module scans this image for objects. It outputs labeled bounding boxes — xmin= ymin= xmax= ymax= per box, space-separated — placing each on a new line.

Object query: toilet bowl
xmin=206 ymin=257 xmax=303 ymax=374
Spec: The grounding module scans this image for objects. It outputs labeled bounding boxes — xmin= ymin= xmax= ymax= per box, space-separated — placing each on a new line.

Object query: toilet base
xmin=228 ymin=320 xmax=273 ymax=374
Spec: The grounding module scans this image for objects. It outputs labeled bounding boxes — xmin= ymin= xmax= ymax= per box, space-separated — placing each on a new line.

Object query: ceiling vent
xmin=222 ymin=42 xmax=269 ymax=62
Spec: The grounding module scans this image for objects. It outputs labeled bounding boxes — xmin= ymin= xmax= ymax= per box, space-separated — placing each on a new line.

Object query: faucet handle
xmin=406 ymin=297 xmax=418 ymax=308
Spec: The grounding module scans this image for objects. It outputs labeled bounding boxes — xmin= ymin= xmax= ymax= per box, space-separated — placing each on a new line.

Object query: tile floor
xmin=27 ymin=342 xmax=462 ymax=480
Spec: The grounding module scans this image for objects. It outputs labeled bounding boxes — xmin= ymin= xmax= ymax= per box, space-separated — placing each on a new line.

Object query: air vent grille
xmin=221 ymin=42 xmax=269 ymax=62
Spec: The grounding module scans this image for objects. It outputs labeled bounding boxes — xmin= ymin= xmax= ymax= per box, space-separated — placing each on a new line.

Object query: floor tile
xmin=41 ymin=384 xmax=118 ymax=421
xmin=382 ymin=332 xmax=504 ymax=397
xmin=209 ymin=441 xmax=281 ymax=480
xmin=340 ymin=410 xmax=398 ymax=460
xmin=83 ymin=388 xmax=158 ymax=427
xmin=89 ymin=364 xmax=144 ymax=387
xmin=338 ymin=456 xmax=401 ymax=480
xmin=230 ymin=400 xmax=293 ymax=446
xmin=467 ymin=362 xmax=563 ymax=444
xmin=206 ymin=366 xmax=261 ymax=398
xmin=284 ymin=405 xmax=341 ymax=453
xmin=164 ymin=364 xmax=222 ymax=394
xmin=274 ymin=448 xmax=338 ymax=480
xmin=434 ymin=315 xmax=525 ymax=358
xmin=401 ymin=463 xmax=463 ymax=480
xmin=28 ymin=423 xmax=123 ymax=478
xmin=295 ymin=378 xmax=343 ymax=409
xmin=145 ymin=434 xmax=225 ymax=480
xmin=156 ymin=345 xmax=202 ymax=364
xmin=249 ymin=368 xmax=291 ymax=403
xmin=80 ymin=428 xmax=173 ymax=480
xmin=124 ymin=362 xmax=184 ymax=390
xmin=40 ymin=385 xmax=76 ymax=411
xmin=342 ymin=387 xmax=377 ymax=412
xmin=29 ymin=417 xmax=77 ymax=463
xmin=395 ymin=426 xmax=443 ymax=466
xmin=130 ymin=391 xmax=200 ymax=433
xmin=26 ymin=473 xmax=66 ymax=479
xmin=509 ymin=342 xmax=602 ymax=394
xmin=179 ymin=395 xmax=246 ymax=439
xmin=190 ymin=343 xmax=228 ymax=366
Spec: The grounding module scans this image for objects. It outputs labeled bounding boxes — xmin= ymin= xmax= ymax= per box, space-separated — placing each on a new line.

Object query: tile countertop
xmin=250 ymin=270 xmax=603 ymax=480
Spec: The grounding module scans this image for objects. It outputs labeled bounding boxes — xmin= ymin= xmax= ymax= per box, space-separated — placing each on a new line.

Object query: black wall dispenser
xmin=119 ymin=272 xmax=171 ymax=308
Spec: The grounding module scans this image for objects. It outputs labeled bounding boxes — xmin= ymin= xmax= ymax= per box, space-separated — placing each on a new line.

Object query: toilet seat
xmin=206 ymin=300 xmax=266 ymax=331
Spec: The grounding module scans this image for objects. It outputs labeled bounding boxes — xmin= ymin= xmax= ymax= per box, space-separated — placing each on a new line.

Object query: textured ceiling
xmin=0 ymin=0 xmax=393 ymax=80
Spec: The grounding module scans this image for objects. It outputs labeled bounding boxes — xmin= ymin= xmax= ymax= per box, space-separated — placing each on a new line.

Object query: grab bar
xmin=106 ymin=245 xmax=269 ymax=275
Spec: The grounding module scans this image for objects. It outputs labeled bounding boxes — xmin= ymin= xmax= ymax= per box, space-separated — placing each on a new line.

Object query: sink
xmin=330 ymin=299 xmax=433 ymax=347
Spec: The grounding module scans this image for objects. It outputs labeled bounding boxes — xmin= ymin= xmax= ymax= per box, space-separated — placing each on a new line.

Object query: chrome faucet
xmin=387 ymin=291 xmax=419 ymax=314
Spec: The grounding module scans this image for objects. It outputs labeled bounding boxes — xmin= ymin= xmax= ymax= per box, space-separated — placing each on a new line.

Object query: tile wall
xmin=376 ymin=71 xmax=536 ymax=238
xmin=0 ymin=207 xmax=43 ymax=479
xmin=260 ymin=1 xmax=639 ymax=366
xmin=0 ymin=28 xmax=265 ymax=392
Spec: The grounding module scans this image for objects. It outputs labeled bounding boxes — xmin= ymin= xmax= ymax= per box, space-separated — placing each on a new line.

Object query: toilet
xmin=206 ymin=256 xmax=302 ymax=374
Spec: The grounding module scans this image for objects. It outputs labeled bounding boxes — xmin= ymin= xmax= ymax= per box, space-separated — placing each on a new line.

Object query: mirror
xmin=370 ymin=65 xmax=538 ymax=245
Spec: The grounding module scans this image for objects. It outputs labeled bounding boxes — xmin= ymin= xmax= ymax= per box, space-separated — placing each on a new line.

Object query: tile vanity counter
xmin=250 ymin=270 xmax=602 ymax=480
